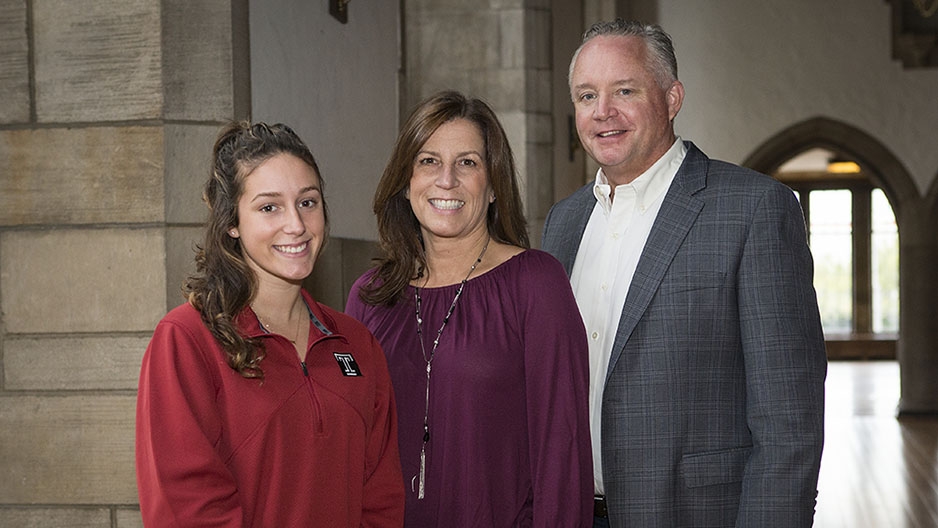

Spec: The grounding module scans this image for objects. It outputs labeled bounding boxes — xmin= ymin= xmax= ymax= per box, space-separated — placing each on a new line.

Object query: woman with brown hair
xmin=347 ymin=91 xmax=593 ymax=526
xmin=136 ymin=121 xmax=404 ymax=527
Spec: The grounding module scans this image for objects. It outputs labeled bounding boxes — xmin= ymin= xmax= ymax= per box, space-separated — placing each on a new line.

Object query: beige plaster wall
xmin=661 ymin=0 xmax=938 ymax=198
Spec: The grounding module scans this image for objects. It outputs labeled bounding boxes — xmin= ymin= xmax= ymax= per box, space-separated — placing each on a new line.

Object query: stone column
xmin=0 ymin=0 xmax=247 ymax=524
xmin=403 ymin=0 xmax=555 ymax=242
xmin=897 ymin=198 xmax=938 ymax=415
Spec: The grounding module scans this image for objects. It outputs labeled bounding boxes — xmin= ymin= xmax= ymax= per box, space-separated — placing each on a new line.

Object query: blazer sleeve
xmin=520 ymin=254 xmax=594 ymax=527
xmin=135 ymin=318 xmax=243 ymax=528
xmin=735 ymin=183 xmax=827 ymax=526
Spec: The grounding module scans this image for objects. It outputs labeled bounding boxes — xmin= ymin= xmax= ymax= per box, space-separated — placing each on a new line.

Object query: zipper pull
xmin=300 ymin=361 xmax=309 ymax=377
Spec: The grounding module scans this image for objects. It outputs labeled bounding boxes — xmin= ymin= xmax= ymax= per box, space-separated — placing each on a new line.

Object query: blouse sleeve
xmin=520 ymin=253 xmax=594 ymax=527
xmin=345 ymin=280 xmax=366 ymax=322
xmin=135 ymin=317 xmax=243 ymax=527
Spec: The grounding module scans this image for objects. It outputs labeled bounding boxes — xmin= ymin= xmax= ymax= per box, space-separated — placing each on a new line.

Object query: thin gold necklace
xmin=254 ymin=306 xmax=303 ymax=344
xmin=411 ymin=237 xmax=489 ymax=499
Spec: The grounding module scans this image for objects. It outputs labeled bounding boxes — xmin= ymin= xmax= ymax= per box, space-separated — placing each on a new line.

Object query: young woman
xmin=136 ymin=121 xmax=404 ymax=527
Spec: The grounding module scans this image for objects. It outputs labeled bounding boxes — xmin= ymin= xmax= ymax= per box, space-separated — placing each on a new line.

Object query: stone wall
xmin=0 ymin=0 xmax=246 ymax=525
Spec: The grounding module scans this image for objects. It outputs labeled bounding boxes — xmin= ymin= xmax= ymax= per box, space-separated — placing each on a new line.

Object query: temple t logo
xmin=333 ymin=353 xmax=362 ymax=376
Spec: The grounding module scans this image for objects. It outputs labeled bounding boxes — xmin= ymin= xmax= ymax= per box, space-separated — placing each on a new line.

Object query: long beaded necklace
xmin=411 ymin=237 xmax=489 ymax=499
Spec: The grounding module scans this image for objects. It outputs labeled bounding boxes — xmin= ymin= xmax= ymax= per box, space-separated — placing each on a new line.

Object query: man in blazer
xmin=542 ymin=19 xmax=827 ymax=527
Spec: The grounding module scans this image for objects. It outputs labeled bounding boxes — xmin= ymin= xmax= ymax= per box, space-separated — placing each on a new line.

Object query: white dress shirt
xmin=569 ymin=138 xmax=687 ymax=494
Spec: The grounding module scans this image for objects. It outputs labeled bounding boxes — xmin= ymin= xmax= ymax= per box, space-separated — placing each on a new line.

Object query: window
xmin=775 ymin=149 xmax=899 ymax=356
xmin=809 ymin=190 xmax=853 ymax=334
xmin=871 ymin=189 xmax=899 ymax=334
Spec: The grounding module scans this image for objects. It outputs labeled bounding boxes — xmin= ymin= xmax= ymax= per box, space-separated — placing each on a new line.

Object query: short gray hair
xmin=568 ymin=19 xmax=678 ymax=89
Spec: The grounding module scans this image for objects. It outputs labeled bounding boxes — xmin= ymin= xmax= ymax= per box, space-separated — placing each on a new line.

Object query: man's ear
xmin=667 ymin=80 xmax=684 ymax=121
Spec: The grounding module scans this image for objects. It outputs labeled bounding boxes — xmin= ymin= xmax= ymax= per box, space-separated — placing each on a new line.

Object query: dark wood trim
xmin=826 ymin=337 xmax=897 ymax=360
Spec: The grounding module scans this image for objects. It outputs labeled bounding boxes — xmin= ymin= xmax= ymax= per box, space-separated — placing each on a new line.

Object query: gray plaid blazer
xmin=542 ymin=142 xmax=826 ymax=527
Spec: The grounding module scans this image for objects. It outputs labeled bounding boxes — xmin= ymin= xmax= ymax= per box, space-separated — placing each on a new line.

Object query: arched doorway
xmin=744 ymin=116 xmax=938 ymax=414
xmin=771 ymin=147 xmax=898 ymax=359
xmin=743 ymin=117 xmax=919 ymax=212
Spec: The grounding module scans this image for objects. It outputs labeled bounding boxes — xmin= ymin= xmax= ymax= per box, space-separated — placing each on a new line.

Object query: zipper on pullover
xmin=299 ymin=360 xmax=325 ymax=435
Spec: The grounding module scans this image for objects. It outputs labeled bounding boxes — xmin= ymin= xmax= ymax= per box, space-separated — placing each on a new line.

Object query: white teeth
xmin=276 ymin=242 xmax=308 ymax=254
xmin=598 ymin=130 xmax=623 ymax=137
xmin=429 ymin=199 xmax=464 ymax=210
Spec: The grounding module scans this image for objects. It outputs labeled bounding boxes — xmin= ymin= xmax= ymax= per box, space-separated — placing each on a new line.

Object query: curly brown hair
xmin=184 ymin=121 xmax=327 ymax=378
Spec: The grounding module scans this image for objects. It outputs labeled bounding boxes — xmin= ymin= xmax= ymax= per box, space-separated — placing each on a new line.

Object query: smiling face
xmin=570 ymin=35 xmax=684 ymax=185
xmin=229 ymin=152 xmax=325 ymax=291
xmin=407 ymin=118 xmax=494 ymax=245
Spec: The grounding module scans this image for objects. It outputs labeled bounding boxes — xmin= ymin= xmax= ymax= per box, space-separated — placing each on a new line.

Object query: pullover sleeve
xmin=135 ymin=316 xmax=243 ymax=527
xmin=360 ymin=331 xmax=406 ymax=527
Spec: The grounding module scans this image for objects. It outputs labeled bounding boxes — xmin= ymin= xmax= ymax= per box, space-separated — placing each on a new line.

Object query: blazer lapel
xmin=605 ymin=142 xmax=709 ymax=383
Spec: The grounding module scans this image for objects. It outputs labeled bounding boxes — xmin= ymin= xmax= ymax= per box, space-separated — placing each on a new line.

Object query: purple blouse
xmin=346 ymin=249 xmax=593 ymax=527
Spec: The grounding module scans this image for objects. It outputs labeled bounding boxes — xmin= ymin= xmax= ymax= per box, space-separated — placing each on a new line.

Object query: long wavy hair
xmin=184 ymin=121 xmax=327 ymax=379
xmin=358 ymin=90 xmax=529 ymax=307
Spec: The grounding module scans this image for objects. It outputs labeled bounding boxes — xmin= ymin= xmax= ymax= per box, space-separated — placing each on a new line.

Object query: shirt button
xmin=591 ymin=332 xmax=599 ymax=340
xmin=601 ymin=283 xmax=608 ymax=290
xmin=611 ymin=232 xmax=619 ymax=239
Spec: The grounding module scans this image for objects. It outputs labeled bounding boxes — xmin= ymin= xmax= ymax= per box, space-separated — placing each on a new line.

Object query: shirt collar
xmin=237 ymin=290 xmax=334 ymax=338
xmin=591 ymin=137 xmax=687 ymax=214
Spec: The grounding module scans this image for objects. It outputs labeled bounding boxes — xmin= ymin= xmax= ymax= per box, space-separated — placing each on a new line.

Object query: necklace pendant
xmin=417 ymin=445 xmax=427 ymax=499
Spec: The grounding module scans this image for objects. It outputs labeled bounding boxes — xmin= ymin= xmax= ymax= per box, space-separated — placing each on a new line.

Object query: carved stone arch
xmin=741 ymin=115 xmax=919 ymax=222
xmin=744 ymin=115 xmax=938 ymax=414
xmin=928 ymin=166 xmax=938 ymax=211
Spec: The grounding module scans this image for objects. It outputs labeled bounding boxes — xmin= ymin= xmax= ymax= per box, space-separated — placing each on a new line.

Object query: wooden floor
xmin=815 ymin=360 xmax=938 ymax=527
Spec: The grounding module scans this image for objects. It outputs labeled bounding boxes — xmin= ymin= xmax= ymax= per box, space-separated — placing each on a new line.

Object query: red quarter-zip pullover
xmin=135 ymin=289 xmax=404 ymax=527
